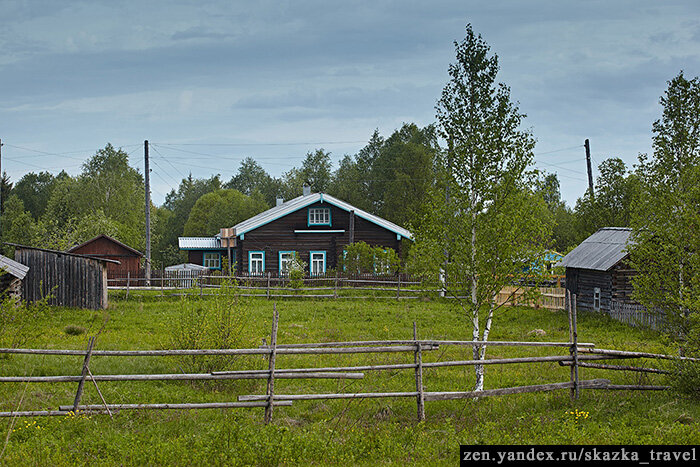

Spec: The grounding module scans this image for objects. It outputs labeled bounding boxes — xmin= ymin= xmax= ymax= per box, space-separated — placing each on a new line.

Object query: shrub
xmin=64 ymin=325 xmax=86 ymax=336
xmin=0 ymin=276 xmax=51 ymax=349
xmin=170 ymin=276 xmax=253 ymax=373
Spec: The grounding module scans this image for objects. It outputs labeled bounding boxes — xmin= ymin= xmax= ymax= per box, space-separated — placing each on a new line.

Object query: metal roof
xmin=178 ymin=237 xmax=223 ymax=250
xmin=165 ymin=263 xmax=209 ymax=271
xmin=0 ymin=254 xmax=29 ymax=280
xmin=557 ymin=227 xmax=633 ymax=271
xmin=232 ymin=192 xmax=413 ymax=240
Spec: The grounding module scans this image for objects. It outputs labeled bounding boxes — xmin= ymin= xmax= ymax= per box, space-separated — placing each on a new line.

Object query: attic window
xmin=308 ymin=207 xmax=331 ymax=226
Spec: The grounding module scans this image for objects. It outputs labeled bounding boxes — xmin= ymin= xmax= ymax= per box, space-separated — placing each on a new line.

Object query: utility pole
xmin=0 ymin=138 xmax=3 ymax=237
xmin=144 ymin=140 xmax=151 ymax=286
xmin=584 ymin=139 xmax=594 ymax=196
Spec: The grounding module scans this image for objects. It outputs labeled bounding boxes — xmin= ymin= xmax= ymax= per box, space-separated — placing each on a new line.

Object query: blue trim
xmin=203 ymin=251 xmax=222 ymax=270
xmin=234 ymin=193 xmax=412 ymax=240
xmin=307 ymin=207 xmax=331 ymax=226
xmin=309 ymin=250 xmax=326 ymax=276
xmin=278 ymin=250 xmax=295 ymax=275
xmin=248 ymin=251 xmax=265 ymax=275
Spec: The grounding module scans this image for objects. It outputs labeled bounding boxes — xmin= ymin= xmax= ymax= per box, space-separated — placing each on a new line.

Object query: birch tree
xmin=412 ymin=25 xmax=551 ymax=391
xmin=629 ymin=72 xmax=700 ymax=357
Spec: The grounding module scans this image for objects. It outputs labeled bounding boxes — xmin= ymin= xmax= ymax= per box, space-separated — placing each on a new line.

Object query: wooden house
xmin=557 ymin=227 xmax=636 ymax=312
xmin=0 ymin=254 xmax=29 ymax=300
xmin=179 ymin=190 xmax=412 ymax=275
xmin=10 ymin=243 xmax=117 ymax=309
xmin=68 ymin=234 xmax=143 ymax=279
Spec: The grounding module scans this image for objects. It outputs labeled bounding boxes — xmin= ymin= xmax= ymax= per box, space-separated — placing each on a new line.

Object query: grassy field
xmin=1 ymin=290 xmax=698 ymax=465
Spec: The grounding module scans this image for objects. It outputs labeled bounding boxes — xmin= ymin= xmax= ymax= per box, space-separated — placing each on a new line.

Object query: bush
xmin=0 ymin=280 xmax=51 ymax=349
xmin=287 ymin=253 xmax=306 ymax=291
xmin=64 ymin=325 xmax=86 ymax=336
xmin=341 ymin=242 xmax=400 ymax=276
xmin=170 ymin=276 xmax=252 ymax=373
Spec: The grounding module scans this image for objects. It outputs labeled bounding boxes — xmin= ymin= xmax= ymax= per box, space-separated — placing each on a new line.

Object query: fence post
xmin=567 ymin=290 xmax=574 ymax=399
xmin=72 ymin=336 xmax=96 ymax=413
xmin=413 ymin=322 xmax=425 ymax=421
xmin=265 ymin=305 xmax=279 ymax=424
xmin=267 ymin=272 xmax=271 ymax=300
xmin=396 ymin=274 xmax=401 ymax=301
xmin=126 ymin=272 xmax=130 ymax=301
xmin=334 ymin=273 xmax=338 ymax=299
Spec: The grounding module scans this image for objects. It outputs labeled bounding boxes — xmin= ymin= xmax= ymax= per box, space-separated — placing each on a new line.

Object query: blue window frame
xmin=308 ymin=207 xmax=331 ymax=226
xmin=279 ymin=251 xmax=296 ymax=275
xmin=309 ymin=250 xmax=326 ymax=276
xmin=203 ymin=251 xmax=221 ymax=269
xmin=248 ymin=251 xmax=265 ymax=275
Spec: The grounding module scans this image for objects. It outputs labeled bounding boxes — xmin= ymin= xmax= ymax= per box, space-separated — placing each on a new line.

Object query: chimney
xmin=276 ymin=197 xmax=284 ymax=206
xmin=302 ymin=184 xmax=311 ymax=196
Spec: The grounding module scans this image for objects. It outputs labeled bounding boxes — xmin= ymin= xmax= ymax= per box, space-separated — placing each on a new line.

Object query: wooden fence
xmin=108 ymin=272 xmax=567 ymax=304
xmin=607 ymin=300 xmax=664 ymax=331
xmin=1 ymin=295 xmax=690 ymax=421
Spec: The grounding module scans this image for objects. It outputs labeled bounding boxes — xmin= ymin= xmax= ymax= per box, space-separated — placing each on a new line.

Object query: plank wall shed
xmin=557 ymin=227 xmax=636 ymax=313
xmin=9 ymin=244 xmax=117 ymax=309
xmin=67 ymin=234 xmax=143 ymax=278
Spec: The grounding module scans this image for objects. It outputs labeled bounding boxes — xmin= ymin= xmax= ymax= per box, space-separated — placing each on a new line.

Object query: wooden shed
xmin=67 ymin=234 xmax=143 ymax=279
xmin=0 ymin=254 xmax=29 ymax=300
xmin=557 ymin=227 xmax=636 ymax=313
xmin=9 ymin=244 xmax=118 ymax=309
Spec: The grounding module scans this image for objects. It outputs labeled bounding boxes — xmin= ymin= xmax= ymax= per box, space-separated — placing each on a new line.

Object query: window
xmin=593 ymin=287 xmax=601 ymax=311
xmin=203 ymin=252 xmax=221 ymax=269
xmin=279 ymin=251 xmax=295 ymax=275
xmin=308 ymin=207 xmax=331 ymax=226
xmin=249 ymin=251 xmax=265 ymax=275
xmin=310 ymin=251 xmax=326 ymax=276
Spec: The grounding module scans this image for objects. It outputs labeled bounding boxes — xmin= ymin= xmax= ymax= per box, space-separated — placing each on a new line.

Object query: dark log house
xmin=179 ymin=189 xmax=413 ymax=275
xmin=557 ymin=227 xmax=637 ymax=313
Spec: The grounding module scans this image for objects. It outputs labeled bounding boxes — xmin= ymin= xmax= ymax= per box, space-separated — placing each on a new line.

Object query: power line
xmin=154 ymin=140 xmax=366 ymax=147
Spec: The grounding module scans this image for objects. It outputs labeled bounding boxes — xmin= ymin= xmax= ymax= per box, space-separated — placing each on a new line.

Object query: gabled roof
xmin=67 ymin=234 xmax=143 ymax=257
xmin=178 ymin=237 xmax=223 ymax=250
xmin=232 ymin=192 xmax=413 ymax=240
xmin=0 ymin=254 xmax=29 ymax=280
xmin=557 ymin=227 xmax=633 ymax=271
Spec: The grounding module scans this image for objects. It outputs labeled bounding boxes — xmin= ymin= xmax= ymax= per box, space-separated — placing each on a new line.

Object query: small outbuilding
xmin=0 ymin=254 xmax=30 ymax=300
xmin=67 ymin=234 xmax=143 ymax=280
xmin=9 ymin=243 xmax=118 ymax=309
xmin=557 ymin=227 xmax=636 ymax=313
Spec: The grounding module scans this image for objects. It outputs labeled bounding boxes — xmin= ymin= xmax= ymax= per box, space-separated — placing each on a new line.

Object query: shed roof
xmin=557 ymin=227 xmax=633 ymax=271
xmin=0 ymin=254 xmax=29 ymax=280
xmin=67 ymin=234 xmax=143 ymax=257
xmin=178 ymin=237 xmax=223 ymax=250
xmin=232 ymin=192 xmax=413 ymax=240
xmin=165 ymin=263 xmax=209 ymax=271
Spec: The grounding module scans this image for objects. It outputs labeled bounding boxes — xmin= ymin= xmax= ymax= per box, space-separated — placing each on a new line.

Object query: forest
xmin=0 ymin=122 xmax=641 ymax=269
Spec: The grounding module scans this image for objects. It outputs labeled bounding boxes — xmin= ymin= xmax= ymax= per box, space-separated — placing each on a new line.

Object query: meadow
xmin=0 ymin=290 xmax=698 ymax=466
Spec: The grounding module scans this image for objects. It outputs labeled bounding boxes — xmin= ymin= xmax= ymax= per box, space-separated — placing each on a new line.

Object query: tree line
xmin=0 ymin=125 xmax=642 ymax=266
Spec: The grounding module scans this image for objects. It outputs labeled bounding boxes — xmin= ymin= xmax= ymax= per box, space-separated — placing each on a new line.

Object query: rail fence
xmin=108 ymin=272 xmax=567 ymax=304
xmin=1 ymin=295 xmax=691 ymax=421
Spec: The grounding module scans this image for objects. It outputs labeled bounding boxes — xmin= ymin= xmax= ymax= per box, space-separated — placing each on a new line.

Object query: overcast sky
xmin=2 ymin=0 xmax=699 ymax=206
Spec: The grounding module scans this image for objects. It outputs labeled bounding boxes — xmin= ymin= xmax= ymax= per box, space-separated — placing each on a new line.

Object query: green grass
xmin=1 ymin=292 xmax=698 ymax=466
